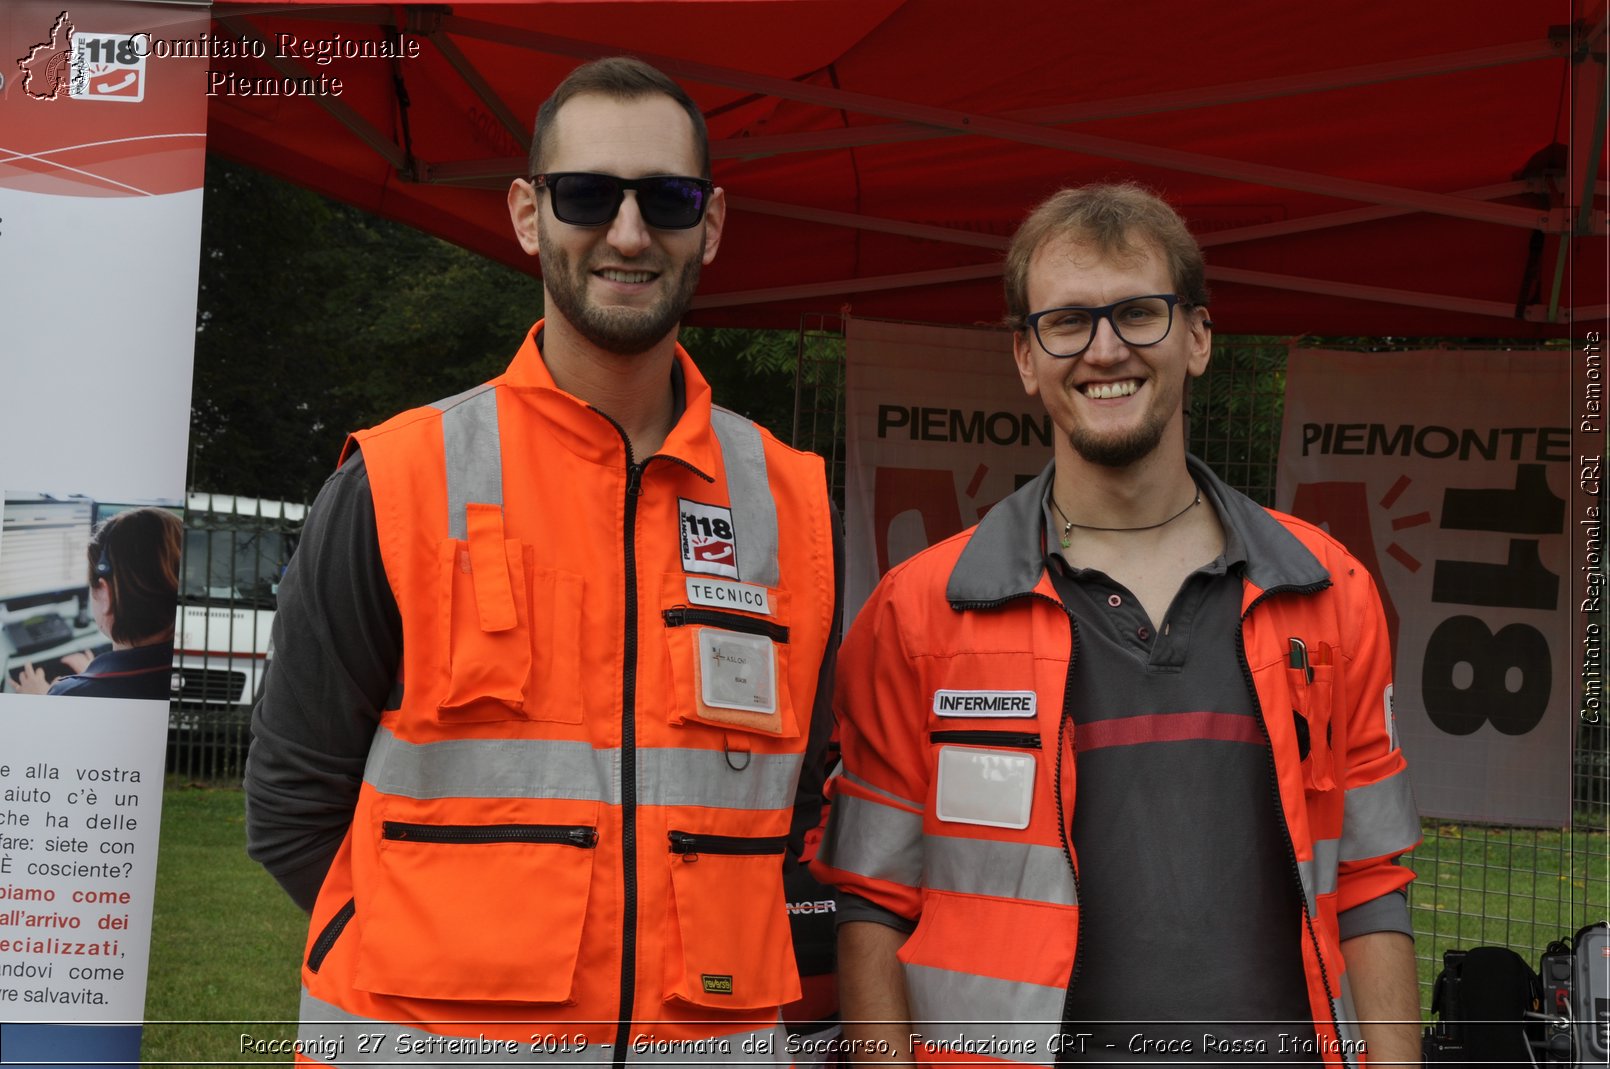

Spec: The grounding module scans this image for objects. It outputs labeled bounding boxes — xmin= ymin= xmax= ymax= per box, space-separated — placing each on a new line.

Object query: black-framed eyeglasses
xmin=1024 ymin=293 xmax=1199 ymax=358
xmin=532 ymin=172 xmax=713 ymax=230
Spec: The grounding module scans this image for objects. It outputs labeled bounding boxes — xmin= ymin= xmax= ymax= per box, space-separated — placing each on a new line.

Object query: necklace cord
xmin=1052 ymin=486 xmax=1201 ymax=547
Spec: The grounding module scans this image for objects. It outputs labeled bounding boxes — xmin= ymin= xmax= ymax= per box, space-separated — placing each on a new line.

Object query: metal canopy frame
xmin=213 ymin=3 xmax=1607 ymax=327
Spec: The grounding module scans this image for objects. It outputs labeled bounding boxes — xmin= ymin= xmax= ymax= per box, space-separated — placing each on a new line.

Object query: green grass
xmin=1406 ymin=821 xmax=1609 ymax=1004
xmin=141 ymin=781 xmax=306 ymax=1064
xmin=139 ymin=785 xmax=1608 ymax=1053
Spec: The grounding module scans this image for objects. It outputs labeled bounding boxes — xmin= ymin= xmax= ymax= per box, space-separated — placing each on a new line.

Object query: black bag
xmin=1425 ymin=946 xmax=1544 ymax=1065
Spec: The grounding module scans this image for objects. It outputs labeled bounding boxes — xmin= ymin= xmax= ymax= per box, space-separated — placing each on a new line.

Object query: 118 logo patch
xmin=679 ymin=499 xmax=739 ymax=579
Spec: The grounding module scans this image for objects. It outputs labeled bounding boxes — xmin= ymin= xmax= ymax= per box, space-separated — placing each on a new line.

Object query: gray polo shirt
xmin=1043 ymin=474 xmax=1315 ymax=1061
xmin=836 ymin=461 xmax=1410 ymax=1062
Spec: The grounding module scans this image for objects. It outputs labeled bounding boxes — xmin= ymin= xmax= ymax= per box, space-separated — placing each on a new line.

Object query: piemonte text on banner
xmin=1277 ymin=349 xmax=1571 ymax=826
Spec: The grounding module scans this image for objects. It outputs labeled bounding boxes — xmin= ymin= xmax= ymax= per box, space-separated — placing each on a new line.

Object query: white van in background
xmin=174 ymin=492 xmax=304 ymax=711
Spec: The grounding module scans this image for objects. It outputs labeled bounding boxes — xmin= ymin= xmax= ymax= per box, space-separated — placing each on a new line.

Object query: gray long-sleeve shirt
xmin=245 ymin=449 xmax=842 ymax=913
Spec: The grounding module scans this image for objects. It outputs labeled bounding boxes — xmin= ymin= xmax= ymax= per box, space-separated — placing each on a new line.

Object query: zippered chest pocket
xmin=931 ymin=730 xmax=1040 ymax=830
xmin=662 ymin=597 xmax=799 ymax=740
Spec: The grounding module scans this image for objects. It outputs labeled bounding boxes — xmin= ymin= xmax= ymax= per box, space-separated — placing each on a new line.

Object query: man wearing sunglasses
xmin=247 ymin=56 xmax=839 ymax=1067
xmin=815 ymin=184 xmax=1421 ymax=1066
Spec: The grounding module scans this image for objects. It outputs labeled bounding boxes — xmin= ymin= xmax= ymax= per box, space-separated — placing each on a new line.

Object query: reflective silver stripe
xmin=433 ymin=394 xmax=779 ymax=588
xmin=818 ymin=789 xmax=923 ymax=888
xmin=841 ymin=769 xmax=921 ymax=810
xmin=925 ymin=835 xmax=1077 ymax=906
xmin=903 ymin=963 xmax=1063 ymax=1066
xmin=710 ymin=407 xmax=779 ymax=588
xmin=366 ymin=726 xmax=800 ymax=810
xmin=1297 ymin=837 xmax=1341 ymax=913
xmin=299 ymin=990 xmax=792 ymax=1065
xmin=435 ymin=385 xmax=502 ymax=540
xmin=1340 ymin=768 xmax=1420 ymax=861
xmin=637 ymin=745 xmax=802 ymax=812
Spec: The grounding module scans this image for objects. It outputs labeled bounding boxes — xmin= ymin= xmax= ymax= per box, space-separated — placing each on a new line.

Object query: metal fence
xmin=791 ymin=322 xmax=1606 ymax=1008
xmin=168 ymin=494 xmax=303 ymax=783
xmin=171 ymin=325 xmax=1606 ymax=1011
xmin=1195 ymin=338 xmax=1607 ymax=1002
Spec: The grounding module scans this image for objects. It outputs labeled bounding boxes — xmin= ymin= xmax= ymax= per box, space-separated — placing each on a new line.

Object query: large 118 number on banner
xmin=1294 ymin=463 xmax=1564 ymax=737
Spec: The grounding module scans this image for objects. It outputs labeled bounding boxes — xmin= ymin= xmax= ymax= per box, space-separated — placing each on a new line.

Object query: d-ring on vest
xmin=295 ymin=343 xmax=833 ymax=1068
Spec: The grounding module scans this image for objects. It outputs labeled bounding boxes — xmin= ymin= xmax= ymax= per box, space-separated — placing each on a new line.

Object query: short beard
xmin=539 ymin=222 xmax=704 ymax=356
xmin=1066 ymin=411 xmax=1173 ymax=468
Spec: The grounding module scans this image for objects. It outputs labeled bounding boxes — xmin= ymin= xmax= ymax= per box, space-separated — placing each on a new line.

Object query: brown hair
xmin=87 ymin=507 xmax=181 ymax=646
xmin=529 ymin=56 xmax=710 ymax=178
xmin=1003 ymin=182 xmax=1209 ymax=331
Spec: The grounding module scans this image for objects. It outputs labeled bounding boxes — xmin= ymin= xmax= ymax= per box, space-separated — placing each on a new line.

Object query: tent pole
xmin=435 ymin=16 xmax=1550 ymax=232
xmin=715 ymin=39 xmax=1559 ymax=162
xmin=216 ymin=14 xmax=408 ymax=171
xmin=425 ymin=30 xmax=531 ymax=155
xmin=1549 ymin=16 xmax=1608 ymax=322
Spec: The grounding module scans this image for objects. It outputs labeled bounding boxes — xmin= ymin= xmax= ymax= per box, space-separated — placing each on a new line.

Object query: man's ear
xmin=1186 ymin=304 xmax=1213 ymax=378
xmin=700 ymin=186 xmax=726 ymax=266
xmin=509 ymin=178 xmax=541 ymax=256
xmin=1012 ymin=330 xmax=1042 ymax=398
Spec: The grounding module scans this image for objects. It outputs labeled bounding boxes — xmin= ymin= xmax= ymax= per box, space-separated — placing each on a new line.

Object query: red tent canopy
xmin=206 ymin=0 xmax=1607 ymax=338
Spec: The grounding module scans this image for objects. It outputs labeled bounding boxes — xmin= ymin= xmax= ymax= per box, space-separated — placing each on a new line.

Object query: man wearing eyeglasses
xmin=814 ymin=184 xmax=1421 ymax=1066
xmin=246 ymin=56 xmax=839 ymax=1066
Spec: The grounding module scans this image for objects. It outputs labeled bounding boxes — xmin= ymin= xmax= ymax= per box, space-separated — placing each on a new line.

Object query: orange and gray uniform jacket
xmin=280 ymin=325 xmax=836 ymax=1064
xmin=813 ymin=462 xmax=1419 ymax=1068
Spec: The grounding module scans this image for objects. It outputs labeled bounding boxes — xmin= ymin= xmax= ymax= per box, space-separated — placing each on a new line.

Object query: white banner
xmin=1 ymin=0 xmax=208 ymax=1059
xmin=1277 ymin=349 xmax=1572 ymax=826
xmin=844 ymin=319 xmax=1049 ymax=622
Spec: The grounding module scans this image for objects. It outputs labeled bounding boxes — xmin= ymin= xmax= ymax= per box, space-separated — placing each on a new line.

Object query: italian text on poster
xmin=1 ymin=0 xmax=209 ymax=1059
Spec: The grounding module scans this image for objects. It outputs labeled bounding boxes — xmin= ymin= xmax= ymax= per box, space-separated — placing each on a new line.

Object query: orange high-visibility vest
xmin=816 ymin=462 xmax=1418 ymax=1069
xmin=297 ymin=324 xmax=835 ymax=1066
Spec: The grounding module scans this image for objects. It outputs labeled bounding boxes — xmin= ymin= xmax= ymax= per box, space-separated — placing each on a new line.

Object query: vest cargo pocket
xmin=1288 ymin=660 xmax=1336 ymax=791
xmin=662 ymin=830 xmax=800 ymax=1011
xmin=527 ymin=565 xmax=586 ymax=723
xmin=661 ymin=597 xmax=800 ymax=740
xmin=354 ymin=815 xmax=598 ymax=1002
xmin=437 ymin=523 xmax=533 ymax=722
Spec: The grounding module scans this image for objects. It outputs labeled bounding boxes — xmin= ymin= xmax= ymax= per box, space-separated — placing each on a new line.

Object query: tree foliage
xmin=189 ymin=158 xmax=539 ymax=501
xmin=187 ymin=160 xmax=808 ymax=503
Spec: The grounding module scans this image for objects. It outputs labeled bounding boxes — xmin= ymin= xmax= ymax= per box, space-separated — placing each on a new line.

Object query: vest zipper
xmin=1238 ymin=584 xmax=1350 ymax=1069
xmin=662 ymin=606 xmax=790 ymax=643
xmin=616 ymin=457 xmax=645 ymax=1069
xmin=1056 ymin=613 xmax=1084 ymax=1069
xmin=381 ymin=822 xmax=599 ymax=847
xmin=928 ymin=729 xmax=1041 ymax=749
xmin=954 ymin=587 xmax=1086 ymax=1065
xmin=667 ymin=830 xmax=788 ymax=860
xmin=306 ymin=897 xmax=355 ymax=974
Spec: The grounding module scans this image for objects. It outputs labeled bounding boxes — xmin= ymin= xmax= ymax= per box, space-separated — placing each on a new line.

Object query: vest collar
xmin=946 ymin=454 xmax=1329 ymax=608
xmin=499 ymin=320 xmax=720 ymax=479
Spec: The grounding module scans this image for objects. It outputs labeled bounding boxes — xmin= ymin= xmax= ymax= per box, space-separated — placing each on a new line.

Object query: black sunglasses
xmin=532 ymin=172 xmax=713 ymax=230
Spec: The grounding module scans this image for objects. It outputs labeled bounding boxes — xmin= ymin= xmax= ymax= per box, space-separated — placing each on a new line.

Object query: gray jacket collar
xmin=946 ymin=454 xmax=1330 ymax=608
